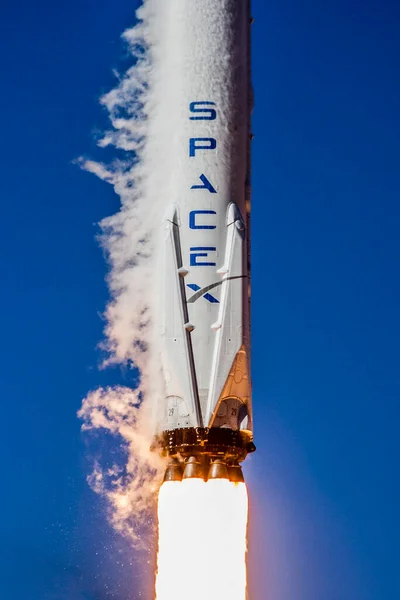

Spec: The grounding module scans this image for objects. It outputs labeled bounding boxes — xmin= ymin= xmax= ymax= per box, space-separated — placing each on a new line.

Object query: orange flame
xmin=155 ymin=478 xmax=248 ymax=600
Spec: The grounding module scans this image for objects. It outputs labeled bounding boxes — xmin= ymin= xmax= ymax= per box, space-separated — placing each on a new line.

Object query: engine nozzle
xmin=227 ymin=463 xmax=244 ymax=483
xmin=163 ymin=458 xmax=183 ymax=482
xmin=182 ymin=456 xmax=205 ymax=480
xmin=208 ymin=459 xmax=229 ymax=480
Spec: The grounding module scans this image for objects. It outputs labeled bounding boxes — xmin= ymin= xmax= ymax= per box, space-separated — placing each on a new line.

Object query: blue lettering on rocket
xmin=189 ymin=138 xmax=216 ymax=157
xmin=187 ymin=283 xmax=219 ymax=304
xmin=189 ymin=101 xmax=217 ymax=121
xmin=188 ymin=101 xmax=218 ymax=268
xmin=189 ymin=210 xmax=216 ymax=230
xmin=190 ymin=247 xmax=217 ymax=267
xmin=191 ymin=174 xmax=217 ymax=193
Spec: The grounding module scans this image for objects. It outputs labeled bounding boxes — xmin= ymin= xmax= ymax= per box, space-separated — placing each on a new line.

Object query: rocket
xmin=154 ymin=0 xmax=254 ymax=481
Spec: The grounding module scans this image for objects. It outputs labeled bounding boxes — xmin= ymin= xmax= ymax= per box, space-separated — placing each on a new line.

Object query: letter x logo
xmin=187 ymin=283 xmax=219 ymax=304
xmin=186 ymin=276 xmax=246 ymax=305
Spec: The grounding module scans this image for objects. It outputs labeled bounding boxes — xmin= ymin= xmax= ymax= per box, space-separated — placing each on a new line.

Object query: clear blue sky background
xmin=1 ymin=1 xmax=399 ymax=599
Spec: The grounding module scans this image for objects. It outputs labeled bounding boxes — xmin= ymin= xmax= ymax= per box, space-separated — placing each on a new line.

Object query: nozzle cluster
xmin=163 ymin=456 xmax=244 ymax=483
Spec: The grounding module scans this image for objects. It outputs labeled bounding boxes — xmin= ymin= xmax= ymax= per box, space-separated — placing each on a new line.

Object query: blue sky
xmin=1 ymin=0 xmax=399 ymax=599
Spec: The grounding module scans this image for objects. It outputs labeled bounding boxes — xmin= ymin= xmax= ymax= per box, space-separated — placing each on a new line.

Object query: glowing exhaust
xmin=155 ymin=478 xmax=248 ymax=600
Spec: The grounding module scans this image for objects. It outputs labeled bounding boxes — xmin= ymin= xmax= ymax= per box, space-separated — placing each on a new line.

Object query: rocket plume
xmin=156 ymin=480 xmax=249 ymax=600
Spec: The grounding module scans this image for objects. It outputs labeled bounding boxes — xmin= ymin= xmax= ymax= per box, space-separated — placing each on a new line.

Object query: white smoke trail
xmin=78 ymin=1 xmax=169 ymax=542
xmin=83 ymin=1 xmax=162 ymax=373
xmin=78 ymin=386 xmax=165 ymax=542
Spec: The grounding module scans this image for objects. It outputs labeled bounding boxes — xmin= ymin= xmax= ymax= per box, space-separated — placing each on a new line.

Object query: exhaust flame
xmin=155 ymin=479 xmax=248 ymax=600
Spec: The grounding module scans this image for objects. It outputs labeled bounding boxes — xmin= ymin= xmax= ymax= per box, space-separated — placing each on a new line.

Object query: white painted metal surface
xmin=156 ymin=1 xmax=252 ymax=433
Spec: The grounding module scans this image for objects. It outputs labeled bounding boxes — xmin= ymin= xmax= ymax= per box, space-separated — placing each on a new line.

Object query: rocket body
xmin=155 ymin=0 xmax=254 ymax=471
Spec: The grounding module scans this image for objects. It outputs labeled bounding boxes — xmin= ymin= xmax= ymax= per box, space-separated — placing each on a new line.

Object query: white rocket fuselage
xmin=156 ymin=1 xmax=253 ymax=463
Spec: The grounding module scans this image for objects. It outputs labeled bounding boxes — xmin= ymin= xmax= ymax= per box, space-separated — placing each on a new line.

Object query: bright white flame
xmin=155 ymin=479 xmax=248 ymax=600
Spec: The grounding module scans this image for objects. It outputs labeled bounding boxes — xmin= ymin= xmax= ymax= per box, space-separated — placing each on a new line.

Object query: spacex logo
xmin=187 ymin=276 xmax=246 ymax=304
xmin=187 ymin=283 xmax=219 ymax=304
xmin=187 ymin=101 xmax=219 ymax=272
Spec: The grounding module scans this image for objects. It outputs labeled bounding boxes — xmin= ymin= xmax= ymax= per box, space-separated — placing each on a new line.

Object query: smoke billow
xmin=83 ymin=2 xmax=161 ymax=371
xmin=78 ymin=1 xmax=169 ymax=541
xmin=78 ymin=386 xmax=165 ymax=542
